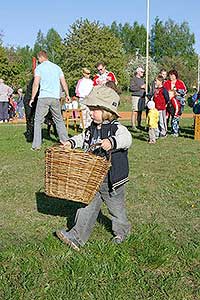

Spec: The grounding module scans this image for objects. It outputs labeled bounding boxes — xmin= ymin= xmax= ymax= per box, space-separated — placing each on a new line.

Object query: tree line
xmin=0 ymin=17 xmax=198 ymax=93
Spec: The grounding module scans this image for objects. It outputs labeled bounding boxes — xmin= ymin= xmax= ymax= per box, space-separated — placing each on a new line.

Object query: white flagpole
xmin=198 ymin=54 xmax=200 ymax=91
xmin=146 ymin=0 xmax=150 ymax=95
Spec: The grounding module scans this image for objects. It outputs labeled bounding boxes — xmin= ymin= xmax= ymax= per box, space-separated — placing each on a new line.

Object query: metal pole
xmin=198 ymin=54 xmax=200 ymax=91
xmin=145 ymin=0 xmax=150 ymax=95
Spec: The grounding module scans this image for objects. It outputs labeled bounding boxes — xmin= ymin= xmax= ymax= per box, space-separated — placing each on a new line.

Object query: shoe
xmin=56 ymin=229 xmax=80 ymax=251
xmin=0 ymin=120 xmax=3 ymax=123
xmin=31 ymin=147 xmax=41 ymax=151
xmin=148 ymin=141 xmax=156 ymax=144
xmin=160 ymin=134 xmax=167 ymax=138
xmin=112 ymin=235 xmax=125 ymax=244
xmin=173 ymin=134 xmax=179 ymax=137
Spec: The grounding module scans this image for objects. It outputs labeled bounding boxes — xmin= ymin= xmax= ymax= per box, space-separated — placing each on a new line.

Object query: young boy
xmin=56 ymin=85 xmax=132 ymax=251
xmin=153 ymin=75 xmax=169 ymax=137
xmin=146 ymin=100 xmax=159 ymax=144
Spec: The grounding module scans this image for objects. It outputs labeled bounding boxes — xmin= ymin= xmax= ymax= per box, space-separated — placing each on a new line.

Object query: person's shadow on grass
xmin=126 ymin=125 xmax=148 ymax=141
xmin=36 ymin=191 xmax=112 ymax=233
xmin=179 ymin=126 xmax=194 ymax=139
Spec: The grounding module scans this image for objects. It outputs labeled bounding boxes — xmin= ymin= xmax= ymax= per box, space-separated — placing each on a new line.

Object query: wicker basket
xmin=45 ymin=145 xmax=111 ymax=204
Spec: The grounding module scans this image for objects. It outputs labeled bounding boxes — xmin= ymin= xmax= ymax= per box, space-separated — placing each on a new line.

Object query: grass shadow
xmin=125 ymin=125 xmax=148 ymax=142
xmin=132 ymin=134 xmax=148 ymax=142
xmin=36 ymin=192 xmax=112 ymax=233
xmin=179 ymin=126 xmax=194 ymax=139
xmin=36 ymin=192 xmax=83 ymax=229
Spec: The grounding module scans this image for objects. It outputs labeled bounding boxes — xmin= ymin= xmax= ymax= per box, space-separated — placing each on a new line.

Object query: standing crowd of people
xmin=129 ymin=67 xmax=187 ymax=143
xmin=0 ymin=79 xmax=25 ymax=123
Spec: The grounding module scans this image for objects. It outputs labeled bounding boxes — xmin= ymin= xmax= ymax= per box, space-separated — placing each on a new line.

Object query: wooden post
xmin=194 ymin=114 xmax=200 ymax=140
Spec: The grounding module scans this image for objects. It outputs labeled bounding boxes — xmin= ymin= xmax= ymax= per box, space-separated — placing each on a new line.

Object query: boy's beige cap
xmin=84 ymin=85 xmax=120 ymax=116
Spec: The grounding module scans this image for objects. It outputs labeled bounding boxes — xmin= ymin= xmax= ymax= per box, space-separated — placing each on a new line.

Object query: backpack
xmin=187 ymin=95 xmax=195 ymax=108
xmin=193 ymin=99 xmax=200 ymax=114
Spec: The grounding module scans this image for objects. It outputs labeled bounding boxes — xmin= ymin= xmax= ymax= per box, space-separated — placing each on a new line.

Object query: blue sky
xmin=1 ymin=0 xmax=200 ymax=52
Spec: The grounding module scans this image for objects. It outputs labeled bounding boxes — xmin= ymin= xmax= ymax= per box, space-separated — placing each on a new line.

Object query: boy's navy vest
xmin=83 ymin=120 xmax=129 ymax=191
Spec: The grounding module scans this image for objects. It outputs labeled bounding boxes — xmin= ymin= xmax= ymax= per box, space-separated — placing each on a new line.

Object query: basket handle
xmin=88 ymin=142 xmax=112 ymax=162
xmin=88 ymin=142 xmax=102 ymax=152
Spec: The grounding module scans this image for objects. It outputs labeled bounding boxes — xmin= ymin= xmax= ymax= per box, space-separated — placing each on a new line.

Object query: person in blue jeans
xmin=56 ymin=85 xmax=132 ymax=251
xmin=29 ymin=50 xmax=70 ymax=150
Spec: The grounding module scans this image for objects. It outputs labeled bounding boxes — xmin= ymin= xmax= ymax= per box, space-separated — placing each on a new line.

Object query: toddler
xmin=56 ymin=85 xmax=132 ymax=251
xmin=146 ymin=100 xmax=159 ymax=144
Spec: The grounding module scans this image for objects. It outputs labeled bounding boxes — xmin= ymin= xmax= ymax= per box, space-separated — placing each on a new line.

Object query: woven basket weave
xmin=45 ymin=145 xmax=111 ymax=204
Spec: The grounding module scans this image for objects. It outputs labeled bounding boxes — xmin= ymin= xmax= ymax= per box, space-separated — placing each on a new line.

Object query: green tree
xmin=0 ymin=46 xmax=10 ymax=80
xmin=33 ymin=30 xmax=47 ymax=56
xmin=151 ymin=17 xmax=195 ymax=60
xmin=32 ymin=28 xmax=65 ymax=66
xmin=46 ymin=28 xmax=64 ymax=65
xmin=151 ymin=17 xmax=197 ymax=89
xmin=62 ymin=19 xmax=127 ymax=93
xmin=4 ymin=47 xmax=31 ymax=89
xmin=15 ymin=45 xmax=33 ymax=72
xmin=110 ymin=21 xmax=146 ymax=56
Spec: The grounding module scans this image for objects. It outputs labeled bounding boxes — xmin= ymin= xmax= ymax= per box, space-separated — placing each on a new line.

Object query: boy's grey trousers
xmin=68 ymin=181 xmax=131 ymax=246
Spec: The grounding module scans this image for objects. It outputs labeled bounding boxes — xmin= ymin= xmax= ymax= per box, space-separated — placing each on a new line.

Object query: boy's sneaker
xmin=56 ymin=229 xmax=80 ymax=252
xmin=112 ymin=235 xmax=125 ymax=245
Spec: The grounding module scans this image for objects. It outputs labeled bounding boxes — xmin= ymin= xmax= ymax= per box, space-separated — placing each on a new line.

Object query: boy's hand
xmin=60 ymin=141 xmax=72 ymax=149
xmin=101 ymin=139 xmax=112 ymax=151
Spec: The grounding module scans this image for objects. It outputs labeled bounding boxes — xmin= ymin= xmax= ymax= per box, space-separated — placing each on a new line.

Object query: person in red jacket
xmin=93 ymin=62 xmax=117 ymax=86
xmin=153 ymin=75 xmax=169 ymax=137
xmin=163 ymin=69 xmax=187 ymax=114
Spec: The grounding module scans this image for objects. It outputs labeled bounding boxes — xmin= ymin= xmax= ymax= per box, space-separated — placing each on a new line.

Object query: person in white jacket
xmin=75 ymin=68 xmax=93 ymax=128
xmin=0 ymin=79 xmax=13 ymax=123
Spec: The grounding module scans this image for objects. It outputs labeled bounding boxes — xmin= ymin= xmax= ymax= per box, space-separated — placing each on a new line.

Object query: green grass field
xmin=0 ymin=118 xmax=200 ymax=300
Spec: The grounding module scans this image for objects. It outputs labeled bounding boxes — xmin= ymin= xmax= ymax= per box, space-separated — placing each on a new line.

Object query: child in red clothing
xmin=153 ymin=75 xmax=169 ymax=137
xmin=167 ymin=90 xmax=181 ymax=137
